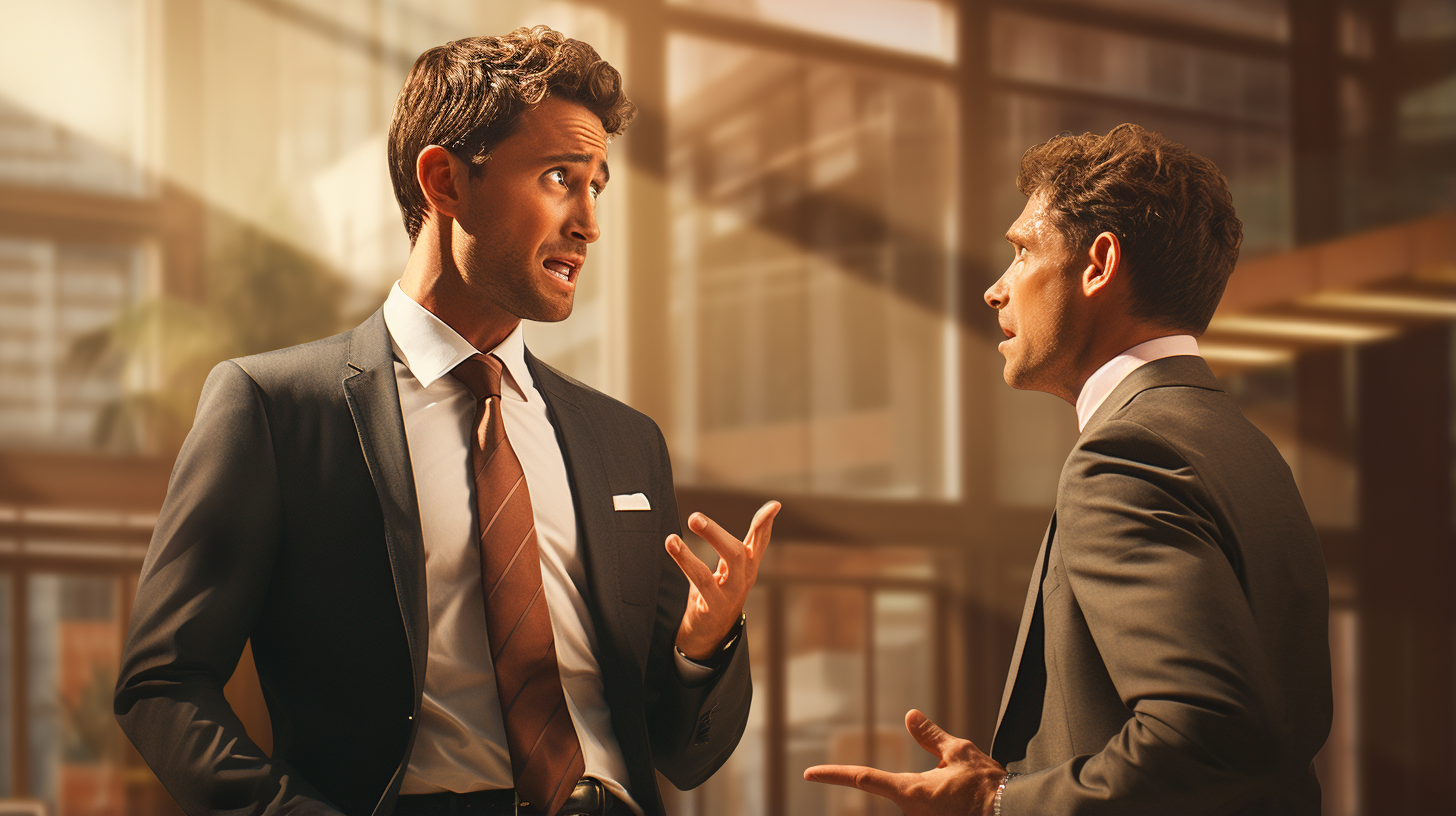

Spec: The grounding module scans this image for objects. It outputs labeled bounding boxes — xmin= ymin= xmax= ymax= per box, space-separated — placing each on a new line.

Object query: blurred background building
xmin=0 ymin=0 xmax=1452 ymax=814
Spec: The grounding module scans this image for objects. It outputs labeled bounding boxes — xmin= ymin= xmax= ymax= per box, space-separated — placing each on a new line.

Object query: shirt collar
xmin=381 ymin=281 xmax=534 ymax=401
xmin=1074 ymin=334 xmax=1200 ymax=431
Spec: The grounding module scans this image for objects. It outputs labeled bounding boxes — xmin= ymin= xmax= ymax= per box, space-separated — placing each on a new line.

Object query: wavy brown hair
xmin=1016 ymin=124 xmax=1243 ymax=334
xmin=388 ymin=26 xmax=637 ymax=245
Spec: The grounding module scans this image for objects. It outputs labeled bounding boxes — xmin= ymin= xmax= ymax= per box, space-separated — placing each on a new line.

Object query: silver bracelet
xmin=993 ymin=771 xmax=1018 ymax=816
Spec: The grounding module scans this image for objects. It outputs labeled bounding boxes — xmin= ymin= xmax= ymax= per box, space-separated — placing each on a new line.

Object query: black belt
xmin=394 ymin=778 xmax=633 ymax=816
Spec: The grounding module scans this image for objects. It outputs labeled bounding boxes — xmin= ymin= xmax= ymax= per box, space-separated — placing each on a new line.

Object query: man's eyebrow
xmin=543 ymin=153 xmax=610 ymax=183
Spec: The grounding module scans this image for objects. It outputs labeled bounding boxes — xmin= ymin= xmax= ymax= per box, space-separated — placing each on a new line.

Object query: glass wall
xmin=667 ymin=34 xmax=958 ymax=498
xmin=27 ymin=573 xmax=127 ymax=815
xmin=0 ymin=241 xmax=149 ymax=450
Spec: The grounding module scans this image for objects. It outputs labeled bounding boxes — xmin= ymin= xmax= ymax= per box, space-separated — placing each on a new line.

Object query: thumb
xmin=905 ymin=709 xmax=954 ymax=758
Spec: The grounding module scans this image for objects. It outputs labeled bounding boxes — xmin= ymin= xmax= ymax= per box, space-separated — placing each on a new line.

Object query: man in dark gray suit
xmin=115 ymin=28 xmax=776 ymax=816
xmin=805 ymin=125 xmax=1331 ymax=814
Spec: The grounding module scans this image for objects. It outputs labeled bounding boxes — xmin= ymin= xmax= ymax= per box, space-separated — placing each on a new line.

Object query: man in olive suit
xmin=806 ymin=125 xmax=1331 ymax=815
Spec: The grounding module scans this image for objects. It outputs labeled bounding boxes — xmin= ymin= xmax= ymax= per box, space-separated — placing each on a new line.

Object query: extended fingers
xmin=688 ymin=512 xmax=748 ymax=567
xmin=666 ymin=534 xmax=720 ymax=598
xmin=906 ymin=709 xmax=959 ymax=759
xmin=803 ymin=765 xmax=905 ymax=800
xmin=745 ymin=500 xmax=781 ymax=557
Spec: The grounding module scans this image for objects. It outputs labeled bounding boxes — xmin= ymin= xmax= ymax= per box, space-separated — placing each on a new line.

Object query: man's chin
xmin=524 ymin=298 xmax=574 ymax=323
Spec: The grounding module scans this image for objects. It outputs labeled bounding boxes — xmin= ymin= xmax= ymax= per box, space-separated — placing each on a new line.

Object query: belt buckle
xmin=514 ymin=778 xmax=602 ymax=816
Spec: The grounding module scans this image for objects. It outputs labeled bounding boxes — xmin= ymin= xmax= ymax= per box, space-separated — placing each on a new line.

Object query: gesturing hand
xmin=804 ymin=710 xmax=1006 ymax=816
xmin=665 ymin=501 xmax=780 ymax=660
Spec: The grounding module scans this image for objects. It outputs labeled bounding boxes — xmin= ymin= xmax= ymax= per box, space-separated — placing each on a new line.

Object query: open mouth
xmin=543 ymin=258 xmax=579 ymax=284
xmin=1001 ymin=325 xmax=1016 ymax=340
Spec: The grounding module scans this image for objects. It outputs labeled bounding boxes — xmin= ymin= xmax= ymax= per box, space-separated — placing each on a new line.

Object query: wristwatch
xmin=994 ymin=772 xmax=1018 ymax=816
xmin=677 ymin=612 xmax=746 ymax=669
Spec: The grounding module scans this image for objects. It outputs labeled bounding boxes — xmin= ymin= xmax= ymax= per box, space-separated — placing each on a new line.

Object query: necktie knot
xmin=451 ymin=353 xmax=503 ymax=401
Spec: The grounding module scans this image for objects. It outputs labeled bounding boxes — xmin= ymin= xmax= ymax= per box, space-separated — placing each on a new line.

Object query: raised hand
xmin=803 ymin=710 xmax=1005 ymax=816
xmin=665 ymin=501 xmax=780 ymax=660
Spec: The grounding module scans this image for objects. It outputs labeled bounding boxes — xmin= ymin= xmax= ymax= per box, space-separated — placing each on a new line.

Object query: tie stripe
xmin=451 ymin=353 xmax=585 ymax=816
xmin=484 ymin=526 xmax=534 ymax=604
xmin=478 ymin=474 xmax=526 ymax=542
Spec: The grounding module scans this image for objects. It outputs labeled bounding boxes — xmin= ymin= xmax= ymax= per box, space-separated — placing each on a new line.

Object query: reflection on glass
xmin=668 ymin=34 xmax=958 ymax=499
xmin=667 ymin=0 xmax=956 ymax=61
xmin=0 ymin=572 xmax=10 ymax=796
xmin=786 ymin=586 xmax=867 ymax=816
xmin=872 ymin=591 xmax=933 ymax=776
xmin=1042 ymin=0 xmax=1290 ymax=41
xmin=0 ymin=0 xmax=151 ymax=197
xmin=0 ymin=239 xmax=145 ymax=450
xmin=28 ymin=573 xmax=125 ymax=814
xmin=991 ymin=11 xmax=1289 ymax=124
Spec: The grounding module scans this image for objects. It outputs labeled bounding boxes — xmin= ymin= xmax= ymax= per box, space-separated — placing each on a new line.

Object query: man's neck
xmin=1066 ymin=322 xmax=1186 ymax=404
xmin=400 ymin=224 xmax=520 ymax=353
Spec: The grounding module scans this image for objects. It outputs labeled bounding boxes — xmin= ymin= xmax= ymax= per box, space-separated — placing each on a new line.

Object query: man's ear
xmin=417 ymin=144 xmax=464 ymax=221
xmin=1082 ymin=232 xmax=1121 ymax=297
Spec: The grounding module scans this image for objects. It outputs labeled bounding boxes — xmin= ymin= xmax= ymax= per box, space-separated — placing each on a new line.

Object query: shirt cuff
xmin=674 ymin=649 xmax=718 ymax=685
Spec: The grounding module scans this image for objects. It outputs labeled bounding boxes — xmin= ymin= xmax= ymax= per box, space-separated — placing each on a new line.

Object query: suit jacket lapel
xmin=993 ymin=514 xmax=1055 ymax=745
xmin=524 ymin=351 xmax=638 ymax=681
xmin=342 ymin=310 xmax=428 ymax=697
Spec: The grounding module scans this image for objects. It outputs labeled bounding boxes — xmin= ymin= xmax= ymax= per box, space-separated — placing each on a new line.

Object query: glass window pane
xmin=0 ymin=238 xmax=146 ymax=452
xmin=0 ymin=1 xmax=151 ymax=197
xmin=27 ymin=573 xmax=126 ymax=814
xmin=667 ymin=0 xmax=957 ymax=62
xmin=1040 ymin=0 xmax=1290 ymax=42
xmin=786 ymin=585 xmax=868 ymax=816
xmin=668 ymin=35 xmax=959 ymax=499
xmin=991 ymin=11 xmax=1290 ymax=124
xmin=873 ymin=590 xmax=934 ymax=775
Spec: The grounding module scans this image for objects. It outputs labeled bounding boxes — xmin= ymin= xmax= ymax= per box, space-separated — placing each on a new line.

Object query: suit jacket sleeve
xmin=113 ymin=361 xmax=343 ymax=815
xmin=639 ymin=422 xmax=753 ymax=790
xmin=1002 ymin=418 xmax=1287 ymax=815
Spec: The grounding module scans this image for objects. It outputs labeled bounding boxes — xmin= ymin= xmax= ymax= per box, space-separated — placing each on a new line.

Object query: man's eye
xmin=589 ymin=184 xmax=600 ymax=201
xmin=549 ymin=170 xmax=567 ymax=186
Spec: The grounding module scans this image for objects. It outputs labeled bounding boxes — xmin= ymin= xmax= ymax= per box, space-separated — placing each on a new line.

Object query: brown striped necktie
xmin=451 ymin=353 xmax=584 ymax=816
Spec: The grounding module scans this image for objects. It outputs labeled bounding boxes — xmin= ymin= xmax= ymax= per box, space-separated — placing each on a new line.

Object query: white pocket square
xmin=612 ymin=492 xmax=651 ymax=511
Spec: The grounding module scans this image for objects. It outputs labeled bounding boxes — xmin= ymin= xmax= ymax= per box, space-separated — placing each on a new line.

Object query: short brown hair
xmin=1016 ymin=124 xmax=1242 ymax=334
xmin=388 ymin=26 xmax=636 ymax=244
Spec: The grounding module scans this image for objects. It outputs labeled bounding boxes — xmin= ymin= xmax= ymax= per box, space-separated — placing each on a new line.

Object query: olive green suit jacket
xmin=991 ymin=355 xmax=1332 ymax=815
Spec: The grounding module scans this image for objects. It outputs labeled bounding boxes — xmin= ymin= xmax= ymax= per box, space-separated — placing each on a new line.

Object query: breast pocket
xmin=614 ymin=506 xmax=661 ymax=532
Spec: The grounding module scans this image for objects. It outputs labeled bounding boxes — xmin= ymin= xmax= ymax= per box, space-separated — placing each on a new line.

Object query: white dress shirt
xmin=382 ymin=284 xmax=643 ymax=813
xmin=1074 ymin=335 xmax=1202 ymax=431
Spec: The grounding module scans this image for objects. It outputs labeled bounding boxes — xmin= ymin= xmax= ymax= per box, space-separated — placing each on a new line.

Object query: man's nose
xmin=984 ymin=276 xmax=1007 ymax=310
xmin=570 ymin=198 xmax=601 ymax=244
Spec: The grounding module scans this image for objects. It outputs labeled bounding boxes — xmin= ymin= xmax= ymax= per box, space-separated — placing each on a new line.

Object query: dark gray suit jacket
xmin=991 ymin=356 xmax=1331 ymax=815
xmin=114 ymin=310 xmax=751 ymax=816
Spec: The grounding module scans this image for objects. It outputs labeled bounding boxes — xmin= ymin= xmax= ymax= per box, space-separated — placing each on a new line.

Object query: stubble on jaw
xmin=998 ymin=203 xmax=1086 ymax=403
